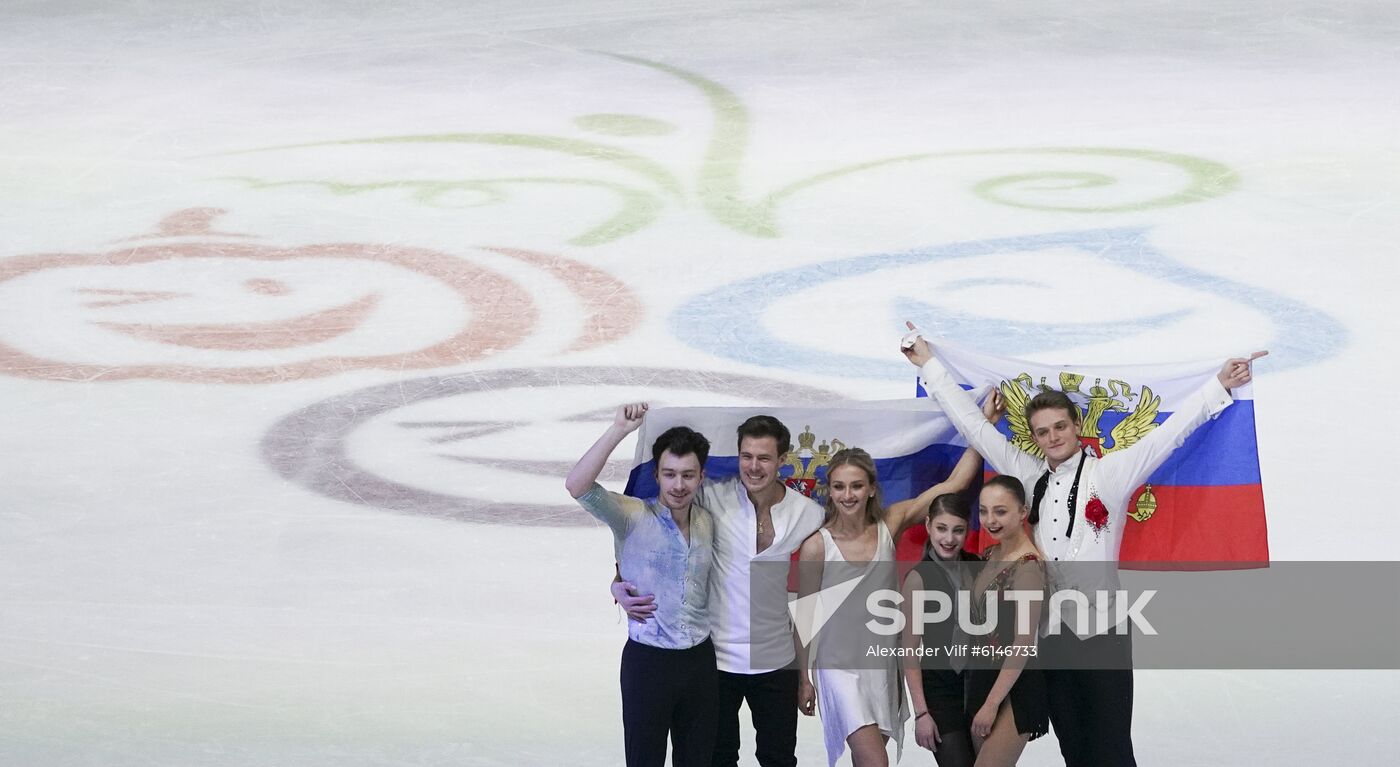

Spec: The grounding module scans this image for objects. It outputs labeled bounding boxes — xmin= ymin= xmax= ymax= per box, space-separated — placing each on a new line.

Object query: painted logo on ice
xmin=672 ymin=227 xmax=1345 ymax=378
xmin=0 ymin=209 xmax=638 ymax=383
xmin=262 ymin=366 xmax=844 ymax=526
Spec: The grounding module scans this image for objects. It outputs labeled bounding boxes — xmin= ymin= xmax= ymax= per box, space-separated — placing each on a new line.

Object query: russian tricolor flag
xmin=625 ymin=402 xmax=971 ymax=514
xmin=624 ymin=402 xmax=988 ymax=568
xmin=923 ymin=342 xmax=1269 ymax=566
xmin=621 ymin=346 xmax=1268 ymax=571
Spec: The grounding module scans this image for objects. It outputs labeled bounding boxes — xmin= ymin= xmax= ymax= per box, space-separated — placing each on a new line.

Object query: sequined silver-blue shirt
xmin=577 ymin=483 xmax=713 ymax=649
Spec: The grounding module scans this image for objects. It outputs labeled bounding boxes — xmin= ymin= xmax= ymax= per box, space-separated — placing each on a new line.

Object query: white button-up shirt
xmin=698 ymin=477 xmax=824 ymax=674
xmin=920 ymin=359 xmax=1234 ymax=635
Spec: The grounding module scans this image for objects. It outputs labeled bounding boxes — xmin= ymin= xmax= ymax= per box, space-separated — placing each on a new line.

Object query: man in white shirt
xmin=901 ymin=325 xmax=1265 ymax=767
xmin=616 ymin=415 xmax=824 ymax=767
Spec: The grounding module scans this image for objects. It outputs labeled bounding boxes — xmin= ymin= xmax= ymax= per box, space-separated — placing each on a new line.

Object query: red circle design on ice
xmin=0 ymin=209 xmax=641 ymax=383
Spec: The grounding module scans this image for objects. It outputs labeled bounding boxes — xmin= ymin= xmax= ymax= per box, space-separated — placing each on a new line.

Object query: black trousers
xmin=621 ymin=638 xmax=718 ymax=767
xmin=712 ymin=668 xmax=798 ymax=767
xmin=1042 ymin=631 xmax=1137 ymax=767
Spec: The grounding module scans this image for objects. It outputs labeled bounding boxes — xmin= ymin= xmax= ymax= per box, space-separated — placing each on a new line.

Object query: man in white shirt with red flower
xmin=901 ymin=323 xmax=1265 ymax=767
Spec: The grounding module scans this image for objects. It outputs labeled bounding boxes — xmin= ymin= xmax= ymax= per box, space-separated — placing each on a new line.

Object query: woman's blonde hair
xmin=821 ymin=447 xmax=884 ymax=527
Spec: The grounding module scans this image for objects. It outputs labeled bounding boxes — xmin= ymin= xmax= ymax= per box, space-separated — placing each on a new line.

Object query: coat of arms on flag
xmin=617 ymin=342 xmax=1268 ymax=569
xmin=779 ymin=426 xmax=846 ymax=504
xmin=924 ymin=341 xmax=1269 ymax=566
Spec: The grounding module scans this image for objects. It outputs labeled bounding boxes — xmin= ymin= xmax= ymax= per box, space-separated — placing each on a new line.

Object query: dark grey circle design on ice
xmin=263 ymin=366 xmax=845 ymax=526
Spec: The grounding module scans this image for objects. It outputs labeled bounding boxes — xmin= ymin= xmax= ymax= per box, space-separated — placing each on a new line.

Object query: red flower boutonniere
xmin=1084 ymin=496 xmax=1109 ymax=538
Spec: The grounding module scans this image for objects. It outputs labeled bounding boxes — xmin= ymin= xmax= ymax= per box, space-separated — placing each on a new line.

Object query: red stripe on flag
xmin=961 ymin=482 xmax=1268 ymax=567
xmin=896 ymin=468 xmax=999 ymax=568
xmin=1119 ymin=483 xmax=1268 ymax=567
xmin=896 ymin=524 xmax=928 ymax=581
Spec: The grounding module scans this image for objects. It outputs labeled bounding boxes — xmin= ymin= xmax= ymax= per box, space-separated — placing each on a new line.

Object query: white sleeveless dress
xmin=813 ymin=522 xmax=907 ymax=766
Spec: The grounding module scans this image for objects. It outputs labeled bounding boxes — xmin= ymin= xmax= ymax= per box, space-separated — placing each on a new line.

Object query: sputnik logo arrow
xmin=788 ymin=574 xmax=866 ymax=648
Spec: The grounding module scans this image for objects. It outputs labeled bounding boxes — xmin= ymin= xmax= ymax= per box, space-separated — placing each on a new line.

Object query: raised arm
xmin=565 ymin=402 xmax=647 ymax=498
xmin=901 ymin=322 xmax=1042 ymax=483
xmin=1220 ymin=351 xmax=1268 ymax=393
xmin=794 ymin=531 xmax=825 ymax=718
xmin=886 ymin=390 xmax=1001 ymax=535
xmin=1098 ymin=351 xmax=1267 ymax=494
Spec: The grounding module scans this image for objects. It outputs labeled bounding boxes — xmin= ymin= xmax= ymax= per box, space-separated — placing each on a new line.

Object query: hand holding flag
xmin=1218 ymin=351 xmax=1269 ymax=390
xmin=900 ymin=320 xmax=934 ymax=366
xmin=911 ymin=335 xmax=1271 ymax=565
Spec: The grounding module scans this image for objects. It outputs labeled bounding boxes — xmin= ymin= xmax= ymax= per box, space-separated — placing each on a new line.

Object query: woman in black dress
xmin=965 ymin=475 xmax=1048 ymax=766
xmin=901 ymin=492 xmax=982 ymax=767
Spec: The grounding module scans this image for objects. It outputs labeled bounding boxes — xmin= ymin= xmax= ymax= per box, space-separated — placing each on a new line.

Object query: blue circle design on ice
xmin=670 ymin=227 xmax=1344 ymax=378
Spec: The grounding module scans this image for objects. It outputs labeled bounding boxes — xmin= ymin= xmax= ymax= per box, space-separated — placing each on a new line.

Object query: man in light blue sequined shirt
xmin=567 ymin=402 xmax=717 ymax=767
xmin=574 ymin=479 xmax=714 ymax=648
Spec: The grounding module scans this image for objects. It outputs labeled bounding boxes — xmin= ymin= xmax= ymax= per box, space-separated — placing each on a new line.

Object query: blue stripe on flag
xmin=1141 ymin=403 xmax=1260 ymax=485
xmin=625 ymin=444 xmax=974 ymax=506
xmin=985 ymin=401 xmax=1261 ymax=486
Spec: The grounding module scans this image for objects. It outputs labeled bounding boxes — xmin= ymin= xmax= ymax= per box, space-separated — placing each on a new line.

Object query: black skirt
xmin=966 ymin=665 xmax=1049 ymax=741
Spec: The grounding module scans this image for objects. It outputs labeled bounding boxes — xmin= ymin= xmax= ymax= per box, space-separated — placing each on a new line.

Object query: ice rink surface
xmin=1 ymin=1 xmax=1398 ymax=764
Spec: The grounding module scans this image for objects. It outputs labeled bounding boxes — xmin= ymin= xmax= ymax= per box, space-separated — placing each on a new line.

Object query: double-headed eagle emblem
xmin=781 ymin=425 xmax=845 ymax=503
xmin=999 ymin=371 xmax=1161 ymax=458
xmin=999 ymin=372 xmax=1163 ymax=521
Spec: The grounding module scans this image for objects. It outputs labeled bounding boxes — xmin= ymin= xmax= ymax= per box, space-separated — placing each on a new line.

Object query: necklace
xmin=757 ymin=516 xmax=766 ymax=534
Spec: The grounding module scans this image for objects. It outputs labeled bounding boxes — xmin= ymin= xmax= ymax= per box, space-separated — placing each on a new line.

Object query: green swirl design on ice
xmin=573 ymin=113 xmax=678 ymax=137
xmin=227 ymin=174 xmax=663 ymax=247
xmin=220 ymin=53 xmax=1238 ymax=245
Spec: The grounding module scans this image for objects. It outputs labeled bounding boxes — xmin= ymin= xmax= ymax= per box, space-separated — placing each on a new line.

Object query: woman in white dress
xmin=796 ymin=421 xmax=995 ymax=767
